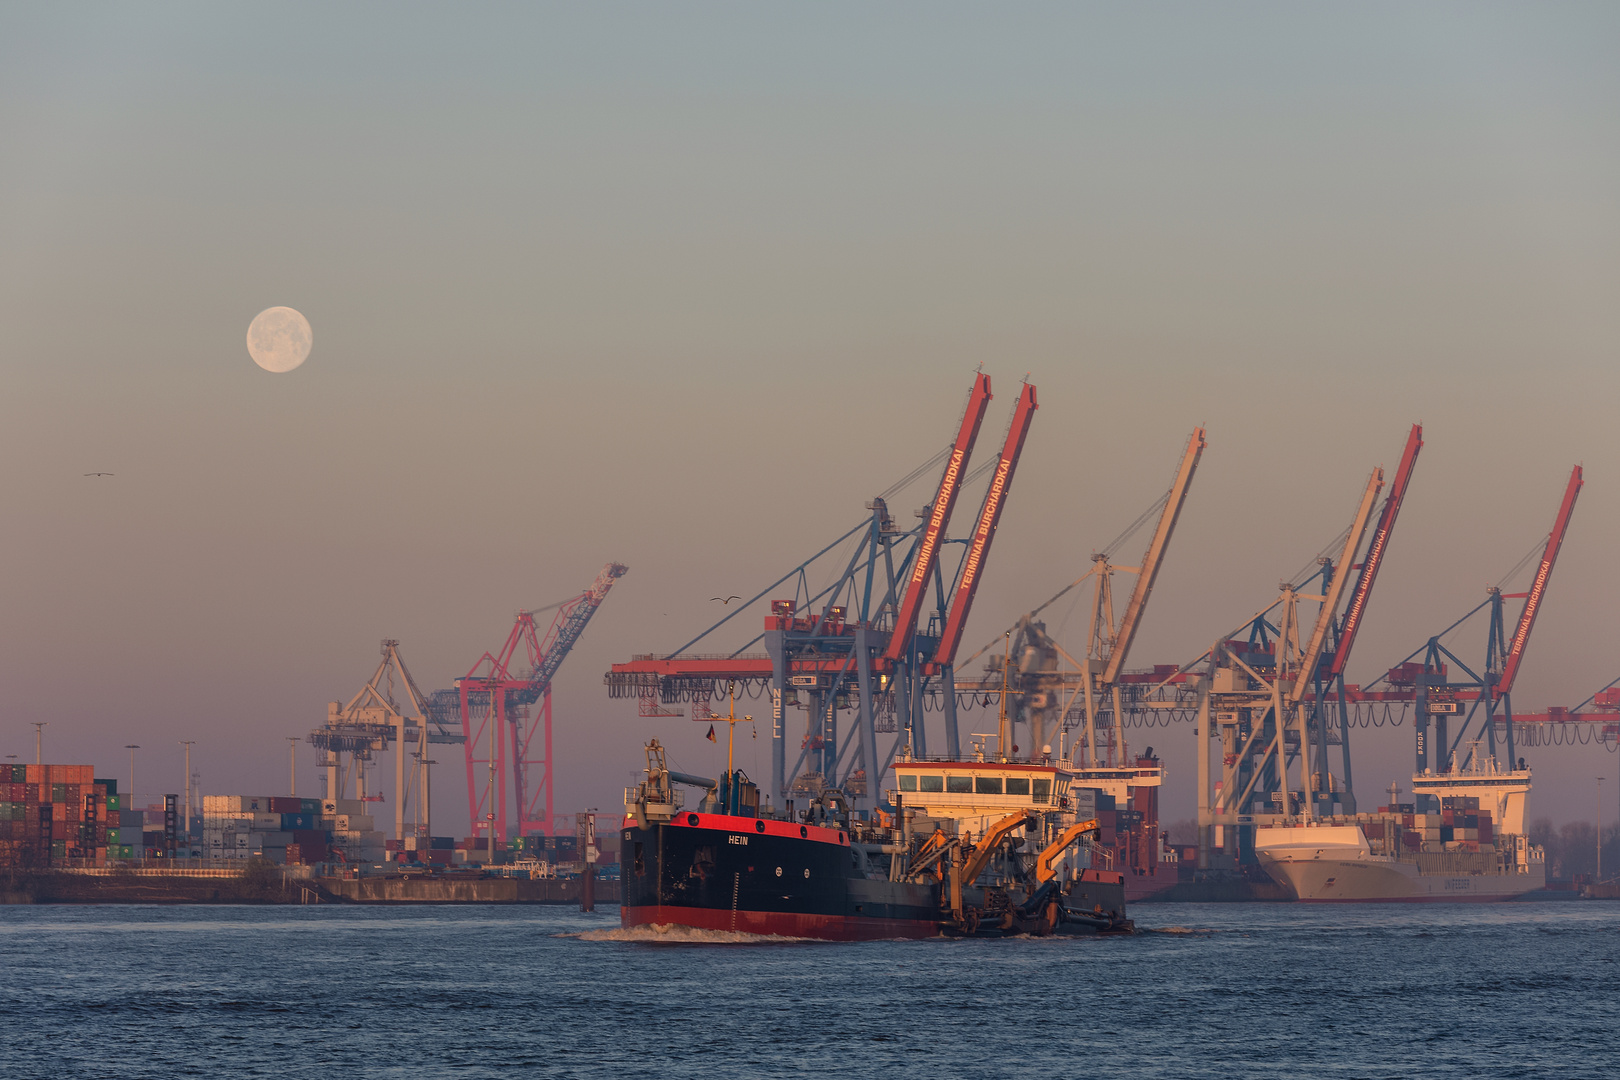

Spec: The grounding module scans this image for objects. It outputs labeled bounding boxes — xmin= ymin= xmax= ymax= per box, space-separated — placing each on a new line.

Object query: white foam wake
xmin=567 ymin=922 xmax=814 ymax=945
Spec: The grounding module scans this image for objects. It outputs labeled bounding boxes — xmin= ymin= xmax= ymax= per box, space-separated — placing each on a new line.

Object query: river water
xmin=2 ymin=900 xmax=1615 ymax=1079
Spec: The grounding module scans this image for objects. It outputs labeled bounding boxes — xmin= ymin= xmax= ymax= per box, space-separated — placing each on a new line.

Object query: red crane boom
xmin=931 ymin=381 xmax=1038 ymax=671
xmin=1497 ymin=465 xmax=1582 ymax=698
xmin=1329 ymin=424 xmax=1423 ymax=677
xmin=882 ymin=373 xmax=993 ymax=664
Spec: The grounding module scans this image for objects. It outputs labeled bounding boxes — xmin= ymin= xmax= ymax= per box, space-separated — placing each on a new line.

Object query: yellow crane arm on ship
xmin=1033 ymin=818 xmax=1101 ymax=885
xmin=906 ymin=828 xmax=961 ymax=881
xmin=960 ymin=812 xmax=1039 ymax=885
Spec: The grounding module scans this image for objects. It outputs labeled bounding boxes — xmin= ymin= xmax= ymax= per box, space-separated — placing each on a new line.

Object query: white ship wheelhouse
xmin=890 ymin=760 xmax=1073 ymax=824
xmin=1410 ymin=762 xmax=1532 ymax=836
xmin=1066 ymin=764 xmax=1164 ymax=809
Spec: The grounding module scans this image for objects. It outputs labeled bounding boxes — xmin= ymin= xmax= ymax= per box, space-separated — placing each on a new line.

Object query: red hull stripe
xmin=622 ymin=904 xmax=939 ymax=941
xmin=619 ymin=813 xmax=849 ymax=847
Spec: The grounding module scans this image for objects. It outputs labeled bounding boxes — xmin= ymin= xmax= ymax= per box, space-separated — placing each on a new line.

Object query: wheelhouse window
xmin=920 ymin=775 xmax=945 ymax=792
xmin=946 ymin=775 xmax=972 ymax=793
xmin=898 ymin=775 xmax=917 ymax=792
xmin=974 ymin=776 xmax=1003 ymax=795
xmin=1005 ymin=777 xmax=1030 ymax=797
xmin=1032 ymin=778 xmax=1052 ymax=803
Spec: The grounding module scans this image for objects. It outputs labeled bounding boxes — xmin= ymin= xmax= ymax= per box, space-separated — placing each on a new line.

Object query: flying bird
xmin=83 ymin=472 xmax=114 ymax=477
xmin=711 ymin=595 xmax=741 ymax=605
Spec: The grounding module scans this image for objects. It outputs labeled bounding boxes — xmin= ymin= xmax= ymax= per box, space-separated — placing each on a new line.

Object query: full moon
xmin=246 ymin=306 xmax=312 ymax=373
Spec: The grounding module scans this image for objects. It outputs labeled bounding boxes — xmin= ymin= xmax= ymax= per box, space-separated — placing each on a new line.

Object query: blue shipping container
xmin=280 ymin=812 xmax=314 ymax=831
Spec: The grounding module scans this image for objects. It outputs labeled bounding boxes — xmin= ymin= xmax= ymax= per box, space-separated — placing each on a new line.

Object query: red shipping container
xmin=1403 ymin=832 xmax=1422 ymax=849
xmin=269 ymin=797 xmax=301 ymax=814
xmin=1363 ymin=823 xmax=1385 ymax=839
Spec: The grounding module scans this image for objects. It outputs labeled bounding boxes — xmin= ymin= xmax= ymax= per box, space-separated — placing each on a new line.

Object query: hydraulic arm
xmin=959 ymin=811 xmax=1039 ymax=885
xmin=1033 ymin=818 xmax=1101 ymax=885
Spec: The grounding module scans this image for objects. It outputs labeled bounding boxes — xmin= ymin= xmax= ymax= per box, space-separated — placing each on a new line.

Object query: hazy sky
xmin=4 ymin=4 xmax=1619 ymax=833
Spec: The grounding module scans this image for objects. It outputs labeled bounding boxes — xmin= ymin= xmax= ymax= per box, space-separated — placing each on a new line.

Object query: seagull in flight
xmin=711 ymin=595 xmax=741 ymax=605
xmin=83 ymin=472 xmax=114 ymax=477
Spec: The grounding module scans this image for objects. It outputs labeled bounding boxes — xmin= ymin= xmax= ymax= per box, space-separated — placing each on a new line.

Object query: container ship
xmin=1065 ymin=755 xmax=1184 ymax=903
xmin=620 ymin=738 xmax=1131 ymax=940
xmin=1255 ymin=759 xmax=1544 ymax=901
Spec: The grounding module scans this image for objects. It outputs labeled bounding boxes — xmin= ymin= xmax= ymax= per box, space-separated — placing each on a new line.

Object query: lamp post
xmin=287 ymin=738 xmax=299 ymax=797
xmin=179 ymin=741 xmax=195 ymax=833
xmin=1599 ymin=777 xmax=1605 ymax=883
xmin=125 ymin=745 xmax=139 ymax=808
xmin=33 ymin=722 xmax=47 ymax=765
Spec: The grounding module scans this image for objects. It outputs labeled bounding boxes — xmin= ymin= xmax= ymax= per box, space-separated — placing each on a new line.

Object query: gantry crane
xmin=1081 ymin=427 xmax=1205 ymax=766
xmin=1185 ymin=458 xmax=1388 ymax=867
xmin=309 ymin=639 xmax=463 ymax=842
xmin=883 ymin=373 xmax=993 ymax=670
xmin=1507 ymin=677 xmax=1620 ymax=748
xmin=956 ymin=427 xmax=1205 ymax=768
xmin=1358 ymin=464 xmax=1583 ymax=791
xmin=606 ymin=374 xmax=1038 ymax=813
xmin=1314 ymin=424 xmax=1424 ymax=807
xmin=446 ymin=563 xmax=627 ymax=842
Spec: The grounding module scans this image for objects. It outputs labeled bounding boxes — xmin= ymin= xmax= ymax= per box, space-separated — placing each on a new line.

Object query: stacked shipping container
xmin=0 ymin=764 xmax=122 ymax=864
xmin=199 ymin=795 xmax=395 ymax=864
xmin=1351 ymin=796 xmax=1501 ymax=858
xmin=201 ymin=795 xmax=336 ymax=861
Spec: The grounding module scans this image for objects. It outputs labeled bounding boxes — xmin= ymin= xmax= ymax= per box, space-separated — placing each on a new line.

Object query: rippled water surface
xmin=3 ymin=900 xmax=1616 ymax=1078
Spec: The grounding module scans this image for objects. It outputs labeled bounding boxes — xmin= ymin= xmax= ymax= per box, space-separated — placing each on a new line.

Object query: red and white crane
xmin=1497 ymin=465 xmax=1583 ymax=700
xmin=1329 ymin=424 xmax=1424 ymax=680
xmin=882 ymin=373 xmax=992 ymax=666
xmin=454 ymin=563 xmax=627 ymax=842
xmin=930 ymin=381 xmax=1039 ymax=673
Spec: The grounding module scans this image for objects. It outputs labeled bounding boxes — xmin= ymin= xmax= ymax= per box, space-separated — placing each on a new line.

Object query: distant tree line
xmin=1529 ymin=819 xmax=1620 ymax=882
